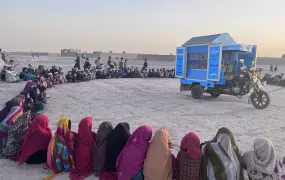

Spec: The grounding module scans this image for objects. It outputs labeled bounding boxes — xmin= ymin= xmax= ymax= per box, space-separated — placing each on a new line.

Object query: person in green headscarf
xmin=201 ymin=127 xmax=245 ymax=180
xmin=33 ymin=103 xmax=45 ymax=112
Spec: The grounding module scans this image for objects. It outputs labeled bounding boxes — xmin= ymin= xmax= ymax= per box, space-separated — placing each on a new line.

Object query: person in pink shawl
xmin=116 ymin=125 xmax=152 ymax=180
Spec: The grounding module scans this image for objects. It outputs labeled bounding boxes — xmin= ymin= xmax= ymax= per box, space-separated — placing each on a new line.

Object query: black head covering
xmin=104 ymin=122 xmax=130 ymax=172
xmin=92 ymin=121 xmax=113 ymax=176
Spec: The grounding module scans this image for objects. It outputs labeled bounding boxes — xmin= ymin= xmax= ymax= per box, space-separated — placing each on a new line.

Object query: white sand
xmin=0 ymin=56 xmax=285 ymax=179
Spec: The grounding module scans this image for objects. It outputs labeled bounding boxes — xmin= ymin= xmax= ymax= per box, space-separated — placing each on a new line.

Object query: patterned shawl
xmin=0 ymin=106 xmax=23 ymax=151
xmin=177 ymin=151 xmax=202 ymax=180
xmin=0 ymin=98 xmax=22 ymax=123
xmin=1 ymin=111 xmax=31 ymax=158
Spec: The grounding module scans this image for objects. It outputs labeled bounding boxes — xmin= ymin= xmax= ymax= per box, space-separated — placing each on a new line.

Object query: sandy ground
xmin=0 ymin=56 xmax=285 ymax=179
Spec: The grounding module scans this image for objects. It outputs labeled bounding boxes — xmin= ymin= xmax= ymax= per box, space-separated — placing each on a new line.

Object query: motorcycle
xmin=230 ymin=67 xmax=270 ymax=109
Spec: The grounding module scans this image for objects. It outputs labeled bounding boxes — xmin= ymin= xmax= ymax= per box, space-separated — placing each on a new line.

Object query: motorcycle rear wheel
xmin=251 ymin=91 xmax=270 ymax=109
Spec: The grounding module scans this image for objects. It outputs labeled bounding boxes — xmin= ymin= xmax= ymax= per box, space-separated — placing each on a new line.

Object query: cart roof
xmin=223 ymin=44 xmax=256 ymax=52
xmin=182 ymin=33 xmax=236 ymax=47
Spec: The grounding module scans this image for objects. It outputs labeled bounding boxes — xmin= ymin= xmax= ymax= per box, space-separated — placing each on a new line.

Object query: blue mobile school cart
xmin=175 ymin=33 xmax=270 ymax=109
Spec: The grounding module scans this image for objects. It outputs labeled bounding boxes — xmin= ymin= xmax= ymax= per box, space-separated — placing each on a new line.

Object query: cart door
xmin=175 ymin=47 xmax=185 ymax=78
xmin=207 ymin=45 xmax=222 ymax=81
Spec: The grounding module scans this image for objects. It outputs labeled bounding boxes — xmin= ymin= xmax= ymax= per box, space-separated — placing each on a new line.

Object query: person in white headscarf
xmin=242 ymin=138 xmax=285 ymax=180
xmin=202 ymin=127 xmax=244 ymax=180
xmin=5 ymin=69 xmax=20 ymax=83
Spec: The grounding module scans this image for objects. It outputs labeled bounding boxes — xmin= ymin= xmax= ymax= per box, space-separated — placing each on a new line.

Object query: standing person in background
xmin=163 ymin=68 xmax=166 ymax=78
xmin=0 ymin=48 xmax=7 ymax=63
xmin=107 ymin=56 xmax=112 ymax=67
xmin=108 ymin=56 xmax=115 ymax=69
xmin=83 ymin=58 xmax=91 ymax=70
xmin=141 ymin=58 xmax=148 ymax=73
xmin=74 ymin=53 xmax=81 ymax=70
xmin=270 ymin=64 xmax=273 ymax=73
xmin=94 ymin=57 xmax=102 ymax=69
xmin=124 ymin=59 xmax=128 ymax=70
xmin=274 ymin=65 xmax=278 ymax=73
xmin=82 ymin=52 xmax=86 ymax=60
xmin=119 ymin=58 xmax=124 ymax=70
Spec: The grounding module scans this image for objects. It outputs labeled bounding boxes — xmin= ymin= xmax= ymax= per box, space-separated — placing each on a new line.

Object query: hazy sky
xmin=0 ymin=0 xmax=284 ymax=57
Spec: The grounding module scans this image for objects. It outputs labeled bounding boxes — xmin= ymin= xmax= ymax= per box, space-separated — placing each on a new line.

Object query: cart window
xmin=222 ymin=52 xmax=231 ymax=61
xmin=187 ymin=53 xmax=208 ymax=69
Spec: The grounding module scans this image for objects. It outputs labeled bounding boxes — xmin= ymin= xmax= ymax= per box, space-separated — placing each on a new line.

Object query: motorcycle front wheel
xmin=251 ymin=91 xmax=270 ymax=109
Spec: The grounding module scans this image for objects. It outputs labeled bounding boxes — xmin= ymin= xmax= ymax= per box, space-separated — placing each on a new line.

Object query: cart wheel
xmin=191 ymin=85 xmax=204 ymax=99
xmin=210 ymin=92 xmax=220 ymax=98
xmin=251 ymin=91 xmax=270 ymax=109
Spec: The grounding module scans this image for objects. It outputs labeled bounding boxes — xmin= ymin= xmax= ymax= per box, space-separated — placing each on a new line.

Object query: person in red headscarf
xmin=70 ymin=117 xmax=96 ymax=180
xmin=176 ymin=132 xmax=203 ymax=180
xmin=18 ymin=114 xmax=52 ymax=165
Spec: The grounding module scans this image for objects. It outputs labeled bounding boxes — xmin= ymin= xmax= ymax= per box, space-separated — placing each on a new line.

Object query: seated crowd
xmin=20 ymin=64 xmax=65 ymax=85
xmin=263 ymin=73 xmax=285 ymax=86
xmin=66 ymin=57 xmax=176 ymax=82
xmin=1 ymin=57 xmax=175 ymax=83
xmin=0 ymin=81 xmax=285 ymax=180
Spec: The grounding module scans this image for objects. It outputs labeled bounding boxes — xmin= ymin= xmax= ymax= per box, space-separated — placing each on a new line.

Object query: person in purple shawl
xmin=116 ymin=125 xmax=152 ymax=180
xmin=0 ymin=97 xmax=23 ymax=123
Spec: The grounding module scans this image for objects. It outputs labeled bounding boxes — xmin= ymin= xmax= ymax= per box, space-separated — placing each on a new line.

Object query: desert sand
xmin=0 ymin=56 xmax=285 ymax=179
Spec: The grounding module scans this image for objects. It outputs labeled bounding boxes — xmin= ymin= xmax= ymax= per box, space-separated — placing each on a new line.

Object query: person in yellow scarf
xmin=44 ymin=118 xmax=77 ymax=180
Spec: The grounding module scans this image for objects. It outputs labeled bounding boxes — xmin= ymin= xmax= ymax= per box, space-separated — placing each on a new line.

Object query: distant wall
xmin=137 ymin=54 xmax=175 ymax=62
xmin=100 ymin=52 xmax=138 ymax=61
xmin=257 ymin=57 xmax=285 ymax=65
xmin=60 ymin=52 xmax=99 ymax=58
xmin=7 ymin=52 xmax=49 ymax=56
xmin=61 ymin=48 xmax=83 ymax=57
xmin=8 ymin=50 xmax=285 ymax=66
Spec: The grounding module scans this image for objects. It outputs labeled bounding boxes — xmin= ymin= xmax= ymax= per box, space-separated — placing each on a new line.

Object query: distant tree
xmin=123 ymin=51 xmax=126 ymax=54
xmin=110 ymin=50 xmax=112 ymax=53
xmin=282 ymin=54 xmax=285 ymax=59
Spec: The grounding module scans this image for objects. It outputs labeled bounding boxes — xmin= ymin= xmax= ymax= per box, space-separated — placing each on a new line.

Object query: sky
xmin=0 ymin=0 xmax=284 ymax=57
